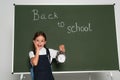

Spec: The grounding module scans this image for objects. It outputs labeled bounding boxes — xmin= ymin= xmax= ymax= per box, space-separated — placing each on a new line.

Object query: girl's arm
xmin=30 ymin=41 xmax=40 ymax=66
xmin=30 ymin=50 xmax=39 ymax=66
xmin=49 ymin=44 xmax=65 ymax=59
xmin=47 ymin=44 xmax=65 ymax=63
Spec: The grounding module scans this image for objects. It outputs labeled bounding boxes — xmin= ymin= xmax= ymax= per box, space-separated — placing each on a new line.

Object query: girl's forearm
xmin=31 ymin=51 xmax=39 ymax=66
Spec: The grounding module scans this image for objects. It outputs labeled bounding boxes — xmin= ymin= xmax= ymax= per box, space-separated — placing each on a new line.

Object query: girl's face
xmin=33 ymin=35 xmax=46 ymax=49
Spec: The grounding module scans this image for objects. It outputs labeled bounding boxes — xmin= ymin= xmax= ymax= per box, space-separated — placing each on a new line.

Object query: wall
xmin=0 ymin=0 xmax=120 ymax=80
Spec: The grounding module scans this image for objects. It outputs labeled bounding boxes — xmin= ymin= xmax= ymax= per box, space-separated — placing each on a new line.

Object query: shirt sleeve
xmin=29 ymin=51 xmax=35 ymax=59
xmin=49 ymin=48 xmax=58 ymax=59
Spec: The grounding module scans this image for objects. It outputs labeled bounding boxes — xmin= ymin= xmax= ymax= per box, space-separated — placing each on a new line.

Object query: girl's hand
xmin=33 ymin=41 xmax=40 ymax=53
xmin=59 ymin=44 xmax=65 ymax=53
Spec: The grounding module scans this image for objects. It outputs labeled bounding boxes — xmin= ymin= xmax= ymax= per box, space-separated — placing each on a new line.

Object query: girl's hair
xmin=33 ymin=31 xmax=47 ymax=41
xmin=32 ymin=31 xmax=47 ymax=53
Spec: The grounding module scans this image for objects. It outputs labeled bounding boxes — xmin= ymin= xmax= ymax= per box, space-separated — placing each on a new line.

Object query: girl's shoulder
xmin=29 ymin=51 xmax=35 ymax=58
xmin=29 ymin=51 xmax=34 ymax=54
xmin=48 ymin=48 xmax=56 ymax=51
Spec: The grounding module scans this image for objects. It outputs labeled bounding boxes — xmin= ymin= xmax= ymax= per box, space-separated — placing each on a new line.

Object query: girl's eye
xmin=36 ymin=40 xmax=39 ymax=42
xmin=36 ymin=39 xmax=44 ymax=42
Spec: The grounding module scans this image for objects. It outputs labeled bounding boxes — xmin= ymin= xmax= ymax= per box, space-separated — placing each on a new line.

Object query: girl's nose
xmin=39 ymin=41 xmax=42 ymax=44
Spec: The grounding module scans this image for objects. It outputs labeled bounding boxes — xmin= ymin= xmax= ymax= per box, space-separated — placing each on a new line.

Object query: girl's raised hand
xmin=59 ymin=44 xmax=65 ymax=53
xmin=33 ymin=41 xmax=40 ymax=53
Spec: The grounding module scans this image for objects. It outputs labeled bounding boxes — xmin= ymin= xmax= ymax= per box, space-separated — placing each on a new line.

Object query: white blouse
xmin=29 ymin=47 xmax=58 ymax=63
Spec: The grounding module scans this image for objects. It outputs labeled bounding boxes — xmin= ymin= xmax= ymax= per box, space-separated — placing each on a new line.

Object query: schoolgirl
xmin=29 ymin=31 xmax=65 ymax=80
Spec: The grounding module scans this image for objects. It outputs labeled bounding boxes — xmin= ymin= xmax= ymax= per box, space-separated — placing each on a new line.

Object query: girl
xmin=29 ymin=31 xmax=65 ymax=80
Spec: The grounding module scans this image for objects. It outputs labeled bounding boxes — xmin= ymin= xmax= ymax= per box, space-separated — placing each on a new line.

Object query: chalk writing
xmin=32 ymin=9 xmax=93 ymax=34
xmin=57 ymin=21 xmax=93 ymax=34
xmin=32 ymin=9 xmax=58 ymax=21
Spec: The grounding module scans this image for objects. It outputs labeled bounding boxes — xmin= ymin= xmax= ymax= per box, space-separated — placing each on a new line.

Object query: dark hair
xmin=33 ymin=31 xmax=47 ymax=41
xmin=32 ymin=31 xmax=47 ymax=53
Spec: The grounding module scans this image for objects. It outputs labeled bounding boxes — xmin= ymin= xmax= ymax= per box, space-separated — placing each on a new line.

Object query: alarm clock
xmin=56 ymin=51 xmax=66 ymax=63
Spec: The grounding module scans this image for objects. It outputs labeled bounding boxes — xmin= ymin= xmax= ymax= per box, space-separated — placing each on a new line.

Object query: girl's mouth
xmin=38 ymin=45 xmax=42 ymax=48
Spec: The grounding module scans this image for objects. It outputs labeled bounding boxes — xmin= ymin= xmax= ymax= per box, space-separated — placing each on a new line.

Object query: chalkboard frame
xmin=13 ymin=5 xmax=119 ymax=73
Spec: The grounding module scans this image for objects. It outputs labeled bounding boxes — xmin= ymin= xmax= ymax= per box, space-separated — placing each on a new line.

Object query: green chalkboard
xmin=13 ymin=5 xmax=119 ymax=73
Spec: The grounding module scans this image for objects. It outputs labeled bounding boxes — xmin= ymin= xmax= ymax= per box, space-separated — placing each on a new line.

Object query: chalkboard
xmin=13 ymin=5 xmax=119 ymax=73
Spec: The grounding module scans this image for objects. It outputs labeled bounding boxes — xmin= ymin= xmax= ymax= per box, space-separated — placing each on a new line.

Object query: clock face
xmin=57 ymin=54 xmax=66 ymax=63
